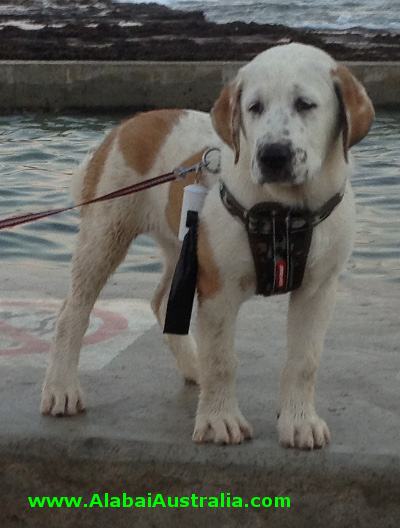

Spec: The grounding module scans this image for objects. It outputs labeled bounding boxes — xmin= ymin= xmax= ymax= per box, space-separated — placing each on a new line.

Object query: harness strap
xmin=220 ymin=180 xmax=346 ymax=296
xmin=220 ymin=181 xmax=346 ymax=232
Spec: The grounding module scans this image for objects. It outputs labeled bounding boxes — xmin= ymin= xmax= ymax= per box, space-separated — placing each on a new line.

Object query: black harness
xmin=164 ymin=179 xmax=345 ymax=335
xmin=219 ymin=181 xmax=346 ymax=296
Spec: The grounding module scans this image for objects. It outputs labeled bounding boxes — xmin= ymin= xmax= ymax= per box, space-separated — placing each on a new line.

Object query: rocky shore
xmin=0 ymin=0 xmax=399 ymax=61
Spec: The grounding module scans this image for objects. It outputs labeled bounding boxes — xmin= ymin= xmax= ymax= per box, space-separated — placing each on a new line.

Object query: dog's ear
xmin=211 ymin=82 xmax=242 ymax=164
xmin=332 ymin=65 xmax=375 ymax=162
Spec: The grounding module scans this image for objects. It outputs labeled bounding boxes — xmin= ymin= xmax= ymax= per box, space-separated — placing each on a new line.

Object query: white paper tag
xmin=178 ymin=184 xmax=208 ymax=241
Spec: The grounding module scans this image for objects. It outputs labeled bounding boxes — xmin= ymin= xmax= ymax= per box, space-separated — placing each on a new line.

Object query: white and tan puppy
xmin=41 ymin=43 xmax=374 ymax=449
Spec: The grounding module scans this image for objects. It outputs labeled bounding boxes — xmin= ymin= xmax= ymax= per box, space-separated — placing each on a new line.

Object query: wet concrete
xmin=0 ymin=261 xmax=399 ymax=526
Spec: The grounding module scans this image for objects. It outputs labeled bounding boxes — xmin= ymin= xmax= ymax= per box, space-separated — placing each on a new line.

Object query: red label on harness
xmin=275 ymin=260 xmax=287 ymax=289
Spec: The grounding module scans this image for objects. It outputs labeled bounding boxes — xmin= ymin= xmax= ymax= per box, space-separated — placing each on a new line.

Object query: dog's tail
xmin=70 ymin=153 xmax=92 ymax=205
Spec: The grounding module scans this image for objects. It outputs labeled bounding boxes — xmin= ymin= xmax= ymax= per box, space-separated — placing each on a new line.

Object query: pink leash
xmin=0 ymin=162 xmax=204 ymax=231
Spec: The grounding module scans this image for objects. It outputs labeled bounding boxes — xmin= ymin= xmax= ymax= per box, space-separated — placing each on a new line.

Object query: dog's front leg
xmin=277 ymin=276 xmax=339 ymax=449
xmin=192 ymin=291 xmax=253 ymax=445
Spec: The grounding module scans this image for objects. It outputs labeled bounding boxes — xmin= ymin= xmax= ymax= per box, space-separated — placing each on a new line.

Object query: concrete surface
xmin=0 ymin=260 xmax=399 ymax=527
xmin=0 ymin=61 xmax=400 ymax=113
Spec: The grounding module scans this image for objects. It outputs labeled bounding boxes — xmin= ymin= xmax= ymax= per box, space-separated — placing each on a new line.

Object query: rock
xmin=0 ymin=0 xmax=399 ymax=61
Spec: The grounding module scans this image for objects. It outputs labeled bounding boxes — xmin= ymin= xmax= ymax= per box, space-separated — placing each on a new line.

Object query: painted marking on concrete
xmin=0 ymin=299 xmax=155 ymax=370
xmin=0 ymin=301 xmax=128 ymax=356
xmin=0 ymin=318 xmax=49 ymax=355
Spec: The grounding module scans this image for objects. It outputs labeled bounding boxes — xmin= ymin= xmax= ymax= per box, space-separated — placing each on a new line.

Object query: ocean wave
xmin=116 ymin=0 xmax=400 ymax=31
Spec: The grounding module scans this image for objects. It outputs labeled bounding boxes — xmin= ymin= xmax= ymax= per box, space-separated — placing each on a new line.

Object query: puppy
xmin=41 ymin=43 xmax=374 ymax=448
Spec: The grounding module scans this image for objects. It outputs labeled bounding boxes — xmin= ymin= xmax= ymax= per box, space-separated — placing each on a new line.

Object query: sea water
xmin=0 ymin=111 xmax=399 ymax=283
xmin=122 ymin=0 xmax=400 ymax=31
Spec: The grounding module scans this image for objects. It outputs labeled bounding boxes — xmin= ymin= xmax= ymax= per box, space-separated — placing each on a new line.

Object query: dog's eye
xmin=295 ymin=97 xmax=317 ymax=113
xmin=248 ymin=101 xmax=264 ymax=115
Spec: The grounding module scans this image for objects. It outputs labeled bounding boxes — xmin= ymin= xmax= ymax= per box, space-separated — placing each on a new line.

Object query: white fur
xmin=41 ymin=44 xmax=373 ymax=449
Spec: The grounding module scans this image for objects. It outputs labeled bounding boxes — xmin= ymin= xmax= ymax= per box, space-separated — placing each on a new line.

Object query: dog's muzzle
xmin=256 ymin=142 xmax=294 ymax=184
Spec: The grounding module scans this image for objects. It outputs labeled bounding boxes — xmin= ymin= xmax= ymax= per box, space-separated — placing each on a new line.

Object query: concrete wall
xmin=0 ymin=60 xmax=399 ymax=113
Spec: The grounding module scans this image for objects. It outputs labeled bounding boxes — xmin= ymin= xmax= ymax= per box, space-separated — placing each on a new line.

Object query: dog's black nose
xmin=258 ymin=143 xmax=293 ymax=174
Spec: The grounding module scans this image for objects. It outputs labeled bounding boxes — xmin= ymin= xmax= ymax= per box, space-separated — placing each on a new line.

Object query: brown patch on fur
xmin=119 ymin=109 xmax=185 ymax=175
xmin=82 ymin=128 xmax=118 ymax=203
xmin=81 ymin=109 xmax=185 ymax=204
xmin=211 ymin=82 xmax=242 ymax=163
xmin=332 ymin=65 xmax=374 ymax=159
xmin=166 ymin=149 xmax=207 ymax=236
xmin=197 ymin=221 xmax=222 ymax=302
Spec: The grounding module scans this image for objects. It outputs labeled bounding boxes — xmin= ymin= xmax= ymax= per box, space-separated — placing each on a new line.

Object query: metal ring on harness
xmin=171 ymin=147 xmax=221 ymax=182
xmin=202 ymin=147 xmax=221 ymax=174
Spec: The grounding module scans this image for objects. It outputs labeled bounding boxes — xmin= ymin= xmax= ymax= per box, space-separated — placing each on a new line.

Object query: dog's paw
xmin=41 ymin=378 xmax=85 ymax=417
xmin=193 ymin=408 xmax=253 ymax=445
xmin=277 ymin=410 xmax=330 ymax=449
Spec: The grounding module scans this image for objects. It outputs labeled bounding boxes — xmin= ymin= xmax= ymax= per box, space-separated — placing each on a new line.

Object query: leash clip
xmin=173 ymin=147 xmax=221 ymax=182
xmin=173 ymin=166 xmax=188 ymax=181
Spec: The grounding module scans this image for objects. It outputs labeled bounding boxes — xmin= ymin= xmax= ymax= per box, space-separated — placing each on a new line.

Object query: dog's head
xmin=211 ymin=43 xmax=374 ymax=186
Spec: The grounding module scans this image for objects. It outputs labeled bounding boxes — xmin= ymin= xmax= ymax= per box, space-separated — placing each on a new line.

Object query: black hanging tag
xmin=163 ymin=211 xmax=199 ymax=335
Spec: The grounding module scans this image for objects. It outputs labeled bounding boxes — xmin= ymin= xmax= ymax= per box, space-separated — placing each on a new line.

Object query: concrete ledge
xmin=0 ymin=263 xmax=399 ymax=526
xmin=0 ymin=61 xmax=399 ymax=113
xmin=2 ymin=436 xmax=400 ymax=527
